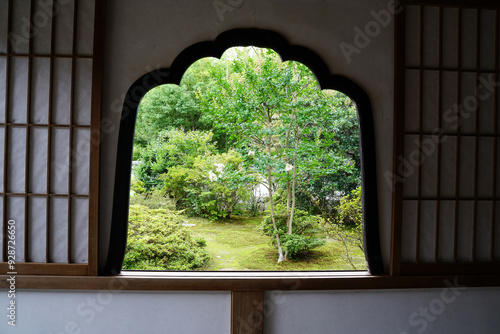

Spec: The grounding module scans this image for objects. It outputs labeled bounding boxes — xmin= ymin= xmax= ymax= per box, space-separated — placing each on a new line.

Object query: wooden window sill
xmin=1 ymin=271 xmax=499 ymax=291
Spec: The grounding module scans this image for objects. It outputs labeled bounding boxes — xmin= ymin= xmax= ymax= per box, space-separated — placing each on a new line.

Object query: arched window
xmin=104 ymin=29 xmax=382 ymax=275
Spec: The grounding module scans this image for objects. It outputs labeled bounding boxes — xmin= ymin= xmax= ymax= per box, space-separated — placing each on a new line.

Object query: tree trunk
xmin=267 ymin=150 xmax=284 ymax=263
xmin=286 ymin=180 xmax=291 ymax=213
xmin=287 ymin=137 xmax=299 ymax=235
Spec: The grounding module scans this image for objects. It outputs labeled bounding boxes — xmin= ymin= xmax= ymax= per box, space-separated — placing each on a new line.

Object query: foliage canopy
xmin=131 ymin=46 xmax=363 ymax=265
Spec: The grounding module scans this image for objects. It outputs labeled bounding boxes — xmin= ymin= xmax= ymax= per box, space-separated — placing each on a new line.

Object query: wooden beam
xmin=231 ymin=291 xmax=264 ymax=334
xmin=0 ymin=263 xmax=88 ymax=276
xmin=390 ymin=0 xmax=407 ymax=276
xmin=401 ymin=263 xmax=500 ymax=275
xmin=0 ymin=272 xmax=499 ymax=291
xmin=402 ymin=0 xmax=500 ymax=9
xmin=88 ymin=0 xmax=106 ymax=277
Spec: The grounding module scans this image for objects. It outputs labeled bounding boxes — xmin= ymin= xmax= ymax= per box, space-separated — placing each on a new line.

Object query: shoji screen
xmin=393 ymin=1 xmax=500 ymax=275
xmin=0 ymin=0 xmax=103 ymax=275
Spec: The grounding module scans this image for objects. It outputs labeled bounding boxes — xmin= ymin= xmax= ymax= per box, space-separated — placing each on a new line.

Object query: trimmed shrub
xmin=259 ymin=204 xmax=325 ymax=258
xmin=123 ymin=205 xmax=210 ymax=270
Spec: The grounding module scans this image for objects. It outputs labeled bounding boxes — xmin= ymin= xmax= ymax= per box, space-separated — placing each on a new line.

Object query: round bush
xmin=123 ymin=205 xmax=210 ymax=270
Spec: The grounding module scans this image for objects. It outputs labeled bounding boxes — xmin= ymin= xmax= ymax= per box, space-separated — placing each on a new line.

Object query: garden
xmin=124 ymin=47 xmax=366 ymax=271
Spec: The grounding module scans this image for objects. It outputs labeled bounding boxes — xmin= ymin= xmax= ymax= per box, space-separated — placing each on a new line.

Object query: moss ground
xmin=186 ymin=214 xmax=367 ymax=271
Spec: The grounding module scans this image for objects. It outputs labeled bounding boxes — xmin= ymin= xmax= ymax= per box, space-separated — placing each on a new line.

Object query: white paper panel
xmin=457 ymin=200 xmax=474 ymax=262
xmin=71 ymin=197 xmax=88 ymax=263
xmin=404 ymin=70 xmax=420 ymax=133
xmin=7 ymin=127 xmax=26 ymax=193
xmin=479 ymin=10 xmax=496 ymax=71
xmin=420 ymin=135 xmax=438 ymax=198
xmin=10 ymin=0 xmax=31 ymax=54
xmin=478 ymin=73 xmax=496 ymax=135
xmin=475 ymin=201 xmax=492 ymax=262
xmin=31 ymin=57 xmax=51 ymax=124
xmin=438 ymin=200 xmax=455 ymax=262
xmin=74 ymin=58 xmax=92 ymax=125
xmin=9 ymin=57 xmax=28 ymax=124
xmin=418 ymin=201 xmax=436 ymax=263
xmin=459 ymin=72 xmax=477 ymax=135
xmin=461 ymin=9 xmax=477 ymax=70
xmin=50 ymin=128 xmax=69 ymax=194
xmin=72 ymin=128 xmax=90 ymax=195
xmin=0 ymin=126 xmax=4 ymax=193
xmin=440 ymin=135 xmax=457 ymax=198
xmin=401 ymin=200 xmax=418 ymax=262
xmin=458 ymin=136 xmax=475 ymax=198
xmin=405 ymin=6 xmax=420 ymax=68
xmin=54 ymin=0 xmax=75 ymax=55
xmin=0 ymin=1 xmax=8 ymax=54
xmin=422 ymin=70 xmax=439 ymax=132
xmin=441 ymin=71 xmax=458 ymax=134
xmin=402 ymin=135 xmax=419 ymax=198
xmin=402 ymin=6 xmax=500 ymax=268
xmin=422 ymin=6 xmax=439 ymax=68
xmin=53 ymin=57 xmax=72 ymax=124
xmin=477 ymin=137 xmax=494 ymax=198
xmin=0 ymin=56 xmax=6 ymax=121
xmin=27 ymin=196 xmax=46 ymax=262
xmin=76 ymin=0 xmax=95 ymax=56
xmin=442 ymin=8 xmax=459 ymax=69
xmin=49 ymin=197 xmax=68 ymax=263
xmin=7 ymin=196 xmax=25 ymax=262
xmin=32 ymin=0 xmax=54 ymax=55
xmin=29 ymin=126 xmax=48 ymax=193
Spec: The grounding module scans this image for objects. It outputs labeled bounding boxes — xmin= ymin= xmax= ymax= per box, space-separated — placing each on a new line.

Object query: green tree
xmin=294 ymin=91 xmax=361 ymax=215
xmin=134 ymin=129 xmax=217 ymax=191
xmin=131 ymin=46 xmax=362 ymax=264
xmin=323 ymin=186 xmax=364 ymax=269
xmin=197 ymin=47 xmax=356 ymax=261
xmin=134 ymin=84 xmax=201 ymax=146
xmin=259 ymin=204 xmax=325 ymax=258
xmin=163 ymin=149 xmax=258 ymax=219
xmin=181 ymin=58 xmax=234 ymax=151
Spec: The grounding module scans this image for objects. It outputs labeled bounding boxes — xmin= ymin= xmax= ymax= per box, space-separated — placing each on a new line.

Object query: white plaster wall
xmin=0 ymin=290 xmax=231 ymax=333
xmin=93 ymin=2 xmax=500 ymax=334
xmin=0 ymin=287 xmax=498 ymax=333
xmin=263 ymin=287 xmax=500 ymax=334
xmin=100 ymin=0 xmax=396 ymax=274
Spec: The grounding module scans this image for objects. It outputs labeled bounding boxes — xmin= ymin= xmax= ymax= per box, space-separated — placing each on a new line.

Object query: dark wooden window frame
xmin=104 ymin=28 xmax=384 ymax=276
xmin=1 ymin=4 xmax=496 ymax=291
xmin=0 ymin=0 xmax=103 ymax=276
xmin=391 ymin=0 xmax=500 ymax=276
xmin=1 ymin=6 xmax=499 ymax=334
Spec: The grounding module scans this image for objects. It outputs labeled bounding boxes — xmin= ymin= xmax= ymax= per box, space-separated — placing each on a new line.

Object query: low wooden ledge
xmin=0 ymin=271 xmax=499 ymax=291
